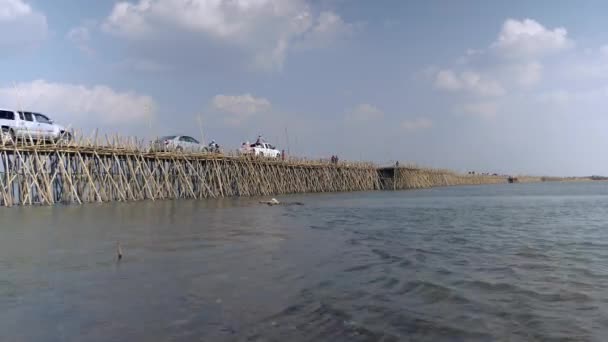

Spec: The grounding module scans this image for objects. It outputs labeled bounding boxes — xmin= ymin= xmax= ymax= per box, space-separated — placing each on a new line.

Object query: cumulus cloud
xmin=67 ymin=26 xmax=89 ymax=44
xmin=492 ymin=18 xmax=572 ymax=59
xmin=212 ymin=93 xmax=271 ymax=124
xmin=0 ymin=0 xmax=30 ymax=19
xmin=297 ymin=11 xmax=354 ymax=49
xmin=347 ymin=103 xmax=384 ymax=122
xmin=433 ymin=19 xmax=572 ymax=94
xmin=401 ymin=118 xmax=432 ymax=131
xmin=435 ymin=70 xmax=462 ymax=91
xmin=102 ymin=0 xmax=353 ymax=70
xmin=429 ymin=18 xmax=578 ymax=121
xmin=434 ymin=70 xmax=505 ymax=97
xmin=0 ymin=0 xmax=47 ymax=50
xmin=0 ymin=80 xmax=156 ymax=127
xmin=67 ymin=26 xmax=93 ymax=54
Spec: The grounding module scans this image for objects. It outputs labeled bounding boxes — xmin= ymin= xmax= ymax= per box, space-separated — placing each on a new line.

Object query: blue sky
xmin=2 ymin=0 xmax=608 ymax=176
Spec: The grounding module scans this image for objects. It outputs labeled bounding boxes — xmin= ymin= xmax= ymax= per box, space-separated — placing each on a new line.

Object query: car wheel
xmin=176 ymin=146 xmax=183 ymax=152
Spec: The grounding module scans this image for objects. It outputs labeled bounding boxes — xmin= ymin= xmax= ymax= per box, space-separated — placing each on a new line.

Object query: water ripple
xmin=4 ymin=184 xmax=608 ymax=341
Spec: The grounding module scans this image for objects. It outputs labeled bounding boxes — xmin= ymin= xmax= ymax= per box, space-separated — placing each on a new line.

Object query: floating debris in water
xmin=260 ymin=198 xmax=280 ymax=206
xmin=117 ymin=241 xmax=123 ymax=261
xmin=259 ymin=198 xmax=305 ymax=206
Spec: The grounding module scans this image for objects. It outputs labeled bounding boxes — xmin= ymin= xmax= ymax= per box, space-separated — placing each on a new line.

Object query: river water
xmin=2 ymin=182 xmax=608 ymax=341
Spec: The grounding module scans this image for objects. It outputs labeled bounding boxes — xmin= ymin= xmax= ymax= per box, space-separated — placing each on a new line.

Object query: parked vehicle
xmin=150 ymin=135 xmax=207 ymax=152
xmin=239 ymin=136 xmax=281 ymax=158
xmin=0 ymin=109 xmax=71 ymax=142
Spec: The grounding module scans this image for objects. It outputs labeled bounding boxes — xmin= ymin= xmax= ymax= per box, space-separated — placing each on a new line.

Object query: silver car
xmin=151 ymin=135 xmax=204 ymax=152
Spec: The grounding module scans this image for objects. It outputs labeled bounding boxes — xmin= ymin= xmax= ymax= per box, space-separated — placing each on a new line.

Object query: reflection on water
xmin=2 ymin=183 xmax=608 ymax=341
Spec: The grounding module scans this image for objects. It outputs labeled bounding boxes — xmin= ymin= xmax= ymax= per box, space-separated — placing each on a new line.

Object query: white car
xmin=0 ymin=109 xmax=71 ymax=142
xmin=151 ymin=135 xmax=206 ymax=153
xmin=239 ymin=140 xmax=281 ymax=158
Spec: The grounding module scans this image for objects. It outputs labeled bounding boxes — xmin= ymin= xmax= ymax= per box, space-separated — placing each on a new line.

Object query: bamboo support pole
xmin=0 ymin=133 xmax=506 ymax=207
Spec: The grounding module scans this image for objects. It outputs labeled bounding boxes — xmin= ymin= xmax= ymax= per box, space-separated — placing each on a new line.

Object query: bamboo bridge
xmin=0 ymin=135 xmax=382 ymax=207
xmin=0 ymin=135 xmax=508 ymax=207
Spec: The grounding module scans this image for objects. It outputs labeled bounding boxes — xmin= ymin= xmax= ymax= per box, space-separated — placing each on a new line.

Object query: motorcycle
xmin=203 ymin=143 xmax=221 ymax=154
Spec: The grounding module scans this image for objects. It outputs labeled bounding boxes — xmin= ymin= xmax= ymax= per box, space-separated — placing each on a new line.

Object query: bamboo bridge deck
xmin=0 ymin=137 xmax=380 ymax=207
xmin=0 ymin=133 xmax=512 ymax=207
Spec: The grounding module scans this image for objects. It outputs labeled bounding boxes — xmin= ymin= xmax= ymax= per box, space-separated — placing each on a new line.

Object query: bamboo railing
xmin=0 ymin=130 xmax=524 ymax=207
xmin=0 ymin=132 xmax=380 ymax=207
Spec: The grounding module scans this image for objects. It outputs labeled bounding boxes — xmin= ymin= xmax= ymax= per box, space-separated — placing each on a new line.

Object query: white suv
xmin=0 ymin=109 xmax=71 ymax=142
xmin=239 ymin=140 xmax=281 ymax=158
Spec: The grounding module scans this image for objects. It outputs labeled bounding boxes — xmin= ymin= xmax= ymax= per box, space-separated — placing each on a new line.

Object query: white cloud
xmin=0 ymin=0 xmax=47 ymax=49
xmin=102 ymin=0 xmax=325 ymax=40
xmin=401 ymin=118 xmax=432 ymax=131
xmin=67 ymin=26 xmax=90 ymax=44
xmin=0 ymin=0 xmax=31 ymax=20
xmin=460 ymin=102 xmax=498 ymax=119
xmin=0 ymin=80 xmax=156 ymax=127
xmin=297 ymin=11 xmax=354 ymax=48
xmin=435 ymin=70 xmax=462 ymax=91
xmin=434 ymin=70 xmax=505 ymax=97
xmin=457 ymin=72 xmax=505 ymax=96
xmin=433 ymin=18 xmax=572 ymax=98
xmin=212 ymin=93 xmax=271 ymax=124
xmin=102 ymin=0 xmax=353 ymax=70
xmin=67 ymin=26 xmax=93 ymax=54
xmin=492 ymin=18 xmax=572 ymax=59
xmin=347 ymin=103 xmax=384 ymax=122
xmin=429 ymin=18 xmax=578 ymax=121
